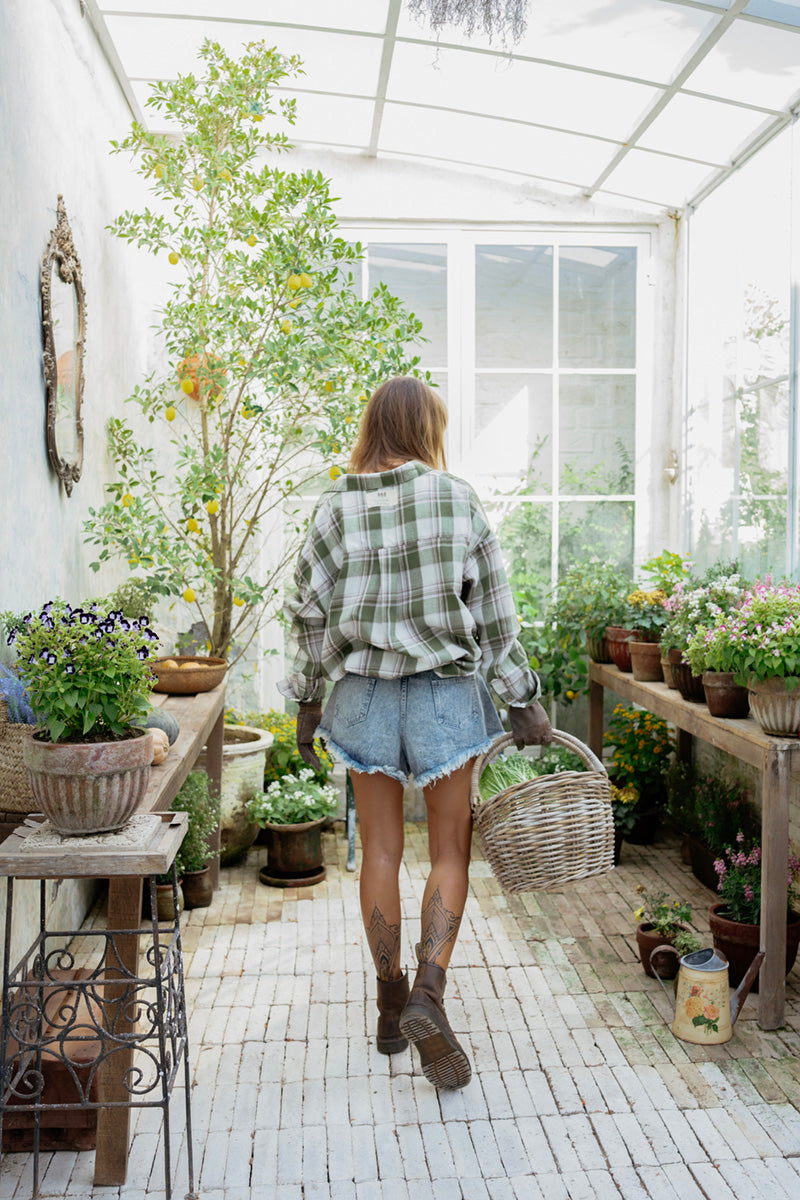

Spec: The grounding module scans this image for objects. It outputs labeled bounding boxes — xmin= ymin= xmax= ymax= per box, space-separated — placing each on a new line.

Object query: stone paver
xmin=0 ymin=824 xmax=798 ymax=1198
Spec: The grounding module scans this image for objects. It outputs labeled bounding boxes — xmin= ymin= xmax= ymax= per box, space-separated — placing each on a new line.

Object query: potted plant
xmin=84 ymin=39 xmax=425 ymax=672
xmin=625 ymin=588 xmax=669 ymax=680
xmin=661 ymin=568 xmax=745 ymax=703
xmin=697 ymin=581 xmax=800 ymax=734
xmin=6 ymin=601 xmax=158 ymax=836
xmin=173 ymin=770 xmax=221 ymax=908
xmin=610 ymin=782 xmax=639 ymax=864
xmin=547 ymin=559 xmax=631 ymax=664
xmin=604 ymin=704 xmax=673 ymax=843
xmin=710 ymin=833 xmax=800 ymax=989
xmin=246 ymin=769 xmax=339 ymax=888
xmin=633 ymin=886 xmax=701 ymax=978
xmin=664 ymin=760 xmax=759 ymax=889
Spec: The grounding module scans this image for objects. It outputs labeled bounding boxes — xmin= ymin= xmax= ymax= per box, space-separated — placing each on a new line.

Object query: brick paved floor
xmin=1 ymin=823 xmax=798 ymax=1199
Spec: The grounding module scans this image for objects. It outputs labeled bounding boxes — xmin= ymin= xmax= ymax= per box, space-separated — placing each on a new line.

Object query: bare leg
xmin=350 ymin=770 xmax=405 ymax=981
xmin=419 ymin=760 xmax=474 ymax=970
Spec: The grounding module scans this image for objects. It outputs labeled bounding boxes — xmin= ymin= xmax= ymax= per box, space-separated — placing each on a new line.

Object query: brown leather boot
xmin=398 ymin=946 xmax=472 ymax=1089
xmin=376 ymin=972 xmax=410 ymax=1054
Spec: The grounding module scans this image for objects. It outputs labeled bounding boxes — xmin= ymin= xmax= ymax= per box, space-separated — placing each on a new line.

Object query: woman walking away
xmin=279 ymin=376 xmax=551 ymax=1090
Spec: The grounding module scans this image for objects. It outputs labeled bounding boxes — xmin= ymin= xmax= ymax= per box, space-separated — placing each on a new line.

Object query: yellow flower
xmin=634 ymin=907 xmax=645 ymax=921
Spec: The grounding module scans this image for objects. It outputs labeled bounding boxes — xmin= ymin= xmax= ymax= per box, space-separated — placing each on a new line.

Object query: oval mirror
xmin=42 ymin=196 xmax=85 ymax=495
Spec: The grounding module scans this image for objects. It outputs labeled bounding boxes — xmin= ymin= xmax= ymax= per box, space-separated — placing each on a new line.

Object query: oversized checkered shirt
xmin=278 ymin=460 xmax=541 ymax=706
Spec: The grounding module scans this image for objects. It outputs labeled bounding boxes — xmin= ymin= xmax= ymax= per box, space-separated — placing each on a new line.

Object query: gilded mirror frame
xmin=42 ymin=195 xmax=86 ymax=496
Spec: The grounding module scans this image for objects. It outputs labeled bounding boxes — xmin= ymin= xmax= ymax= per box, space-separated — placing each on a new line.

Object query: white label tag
xmin=368 ymin=487 xmax=396 ymax=507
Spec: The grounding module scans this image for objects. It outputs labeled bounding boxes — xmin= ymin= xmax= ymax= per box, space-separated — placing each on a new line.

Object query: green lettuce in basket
xmin=479 ymin=746 xmax=586 ymax=802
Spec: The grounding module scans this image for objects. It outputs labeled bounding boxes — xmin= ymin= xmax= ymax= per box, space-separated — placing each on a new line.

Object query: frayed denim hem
xmin=317 ymin=730 xmax=409 ymax=786
xmin=414 ymin=732 xmax=501 ymax=790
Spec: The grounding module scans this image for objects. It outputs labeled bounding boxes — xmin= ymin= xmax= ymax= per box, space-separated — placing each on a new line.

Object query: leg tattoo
xmin=419 ymin=887 xmax=462 ymax=964
xmin=366 ymin=904 xmax=402 ymax=981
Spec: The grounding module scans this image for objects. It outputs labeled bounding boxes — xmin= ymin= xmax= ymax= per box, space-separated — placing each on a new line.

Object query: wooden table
xmin=96 ymin=684 xmax=225 ymax=1186
xmin=588 ymin=661 xmax=797 ymax=1029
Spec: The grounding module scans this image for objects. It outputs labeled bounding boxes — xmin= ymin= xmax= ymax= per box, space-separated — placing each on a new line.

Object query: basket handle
xmin=470 ymin=728 xmax=607 ymax=813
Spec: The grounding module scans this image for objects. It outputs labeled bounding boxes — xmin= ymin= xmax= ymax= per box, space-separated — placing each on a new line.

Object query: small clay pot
xmin=182 ymin=867 xmax=213 ymax=909
xmin=629 ymin=640 xmax=664 ymax=682
xmin=702 ymin=671 xmax=749 ymax=719
xmin=668 ymin=648 xmax=705 ymax=702
xmin=606 ymin=627 xmax=635 ymax=673
xmin=635 ymin=923 xmax=683 ymax=979
xmin=586 ymin=634 xmax=611 ymax=664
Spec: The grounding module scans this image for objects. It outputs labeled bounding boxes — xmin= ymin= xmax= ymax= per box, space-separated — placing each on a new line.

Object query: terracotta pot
xmin=606 ymin=627 xmax=635 ymax=673
xmin=668 ymin=648 xmax=705 ymax=702
xmin=635 ymin=923 xmax=684 ymax=979
xmin=747 ymin=676 xmax=800 ymax=736
xmin=586 ymin=634 xmax=611 ymax=664
xmin=154 ymin=880 xmax=184 ymax=923
xmin=709 ymin=902 xmax=800 ymax=991
xmin=22 ymin=730 xmax=152 ymax=836
xmin=181 ymin=867 xmax=213 ymax=909
xmin=259 ymin=817 xmax=327 ymax=887
xmin=629 ymin=640 xmax=664 ymax=682
xmin=686 ymin=834 xmax=721 ymax=893
xmin=661 ymin=651 xmax=678 ymax=689
xmin=702 ymin=671 xmax=750 ymax=719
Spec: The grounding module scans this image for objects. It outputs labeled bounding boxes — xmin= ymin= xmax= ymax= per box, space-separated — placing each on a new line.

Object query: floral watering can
xmin=651 ymin=945 xmax=764 ymax=1044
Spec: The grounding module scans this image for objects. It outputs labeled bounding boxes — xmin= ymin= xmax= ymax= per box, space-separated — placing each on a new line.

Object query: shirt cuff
xmin=277 ymin=674 xmax=326 ymax=705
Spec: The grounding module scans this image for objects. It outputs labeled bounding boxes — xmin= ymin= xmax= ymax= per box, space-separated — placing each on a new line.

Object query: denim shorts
xmin=317 ymin=670 xmax=504 ymax=788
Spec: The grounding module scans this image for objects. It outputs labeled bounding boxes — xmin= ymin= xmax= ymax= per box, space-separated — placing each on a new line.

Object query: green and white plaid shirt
xmin=279 ymin=460 xmax=540 ymax=706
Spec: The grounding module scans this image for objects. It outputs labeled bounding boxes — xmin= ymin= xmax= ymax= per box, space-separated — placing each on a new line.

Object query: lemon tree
xmin=85 ymin=39 xmax=426 ymax=662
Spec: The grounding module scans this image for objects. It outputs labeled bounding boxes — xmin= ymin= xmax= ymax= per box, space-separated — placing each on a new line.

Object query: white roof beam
xmin=367 ymin=0 xmax=402 ymax=157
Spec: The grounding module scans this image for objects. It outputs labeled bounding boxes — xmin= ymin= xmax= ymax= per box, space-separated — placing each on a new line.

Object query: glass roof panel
xmin=744 ymin=0 xmax=800 ymax=28
xmin=601 ymin=150 xmax=714 ymax=206
xmin=685 ymin=20 xmax=800 ymax=108
xmin=387 ymin=43 xmax=659 ymax=142
xmin=99 ymin=1 xmax=389 ymax=32
xmin=379 ymin=104 xmax=613 ymax=185
xmin=638 ymin=93 xmax=775 ymax=164
xmin=396 ymin=0 xmax=718 ymax=83
xmin=103 ymin=16 xmax=383 ymax=94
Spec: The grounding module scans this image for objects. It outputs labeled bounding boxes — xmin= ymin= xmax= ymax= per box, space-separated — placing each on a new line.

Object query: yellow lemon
xmin=193 ymin=176 xmax=203 ymax=191
xmin=168 ymin=250 xmax=180 ymax=265
xmin=299 ymin=272 xmax=313 ymax=288
xmin=287 ymin=273 xmax=302 ymax=290
xmin=345 ymin=414 xmax=355 ymax=423
xmin=359 ymin=393 xmax=368 ymax=401
xmin=206 ymin=499 xmax=219 ymax=515
xmin=233 ymin=596 xmax=244 ymax=607
xmin=280 ymin=319 xmax=292 ymax=334
xmin=180 ymin=378 xmax=195 ymax=395
xmin=121 ymin=493 xmax=133 ymax=507
xmin=566 ymin=690 xmax=576 ymax=700
xmin=154 ymin=163 xmax=164 ymax=179
xmin=246 ymin=234 xmax=257 ymax=247
xmin=329 ymin=465 xmax=342 ymax=480
xmin=165 ymin=406 xmax=177 ymax=421
xmin=324 ymin=380 xmax=335 ymax=393
xmin=187 ymin=517 xmax=199 ymax=533
xmin=242 ymin=406 xmax=253 ymax=419
xmin=183 ymin=588 xmax=196 ymax=603
xmin=289 ymin=299 xmax=300 ymax=309
xmin=220 ymin=167 xmax=232 ymax=182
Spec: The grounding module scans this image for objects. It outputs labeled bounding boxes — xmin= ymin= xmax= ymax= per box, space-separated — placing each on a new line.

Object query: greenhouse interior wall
xmin=2 ymin=0 xmax=799 ymax=951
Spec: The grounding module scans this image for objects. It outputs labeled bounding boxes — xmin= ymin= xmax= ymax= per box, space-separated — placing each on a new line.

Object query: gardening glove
xmin=296 ymin=701 xmax=325 ymax=772
xmin=509 ymin=701 xmax=553 ymax=749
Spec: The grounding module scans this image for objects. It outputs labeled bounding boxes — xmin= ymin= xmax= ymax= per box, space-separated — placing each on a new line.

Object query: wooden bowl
xmin=150 ymin=655 xmax=228 ymax=695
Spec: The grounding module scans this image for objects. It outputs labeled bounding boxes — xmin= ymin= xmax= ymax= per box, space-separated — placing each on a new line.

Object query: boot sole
xmin=398 ymin=1004 xmax=472 ymax=1089
xmin=376 ymin=1033 xmax=409 ymax=1055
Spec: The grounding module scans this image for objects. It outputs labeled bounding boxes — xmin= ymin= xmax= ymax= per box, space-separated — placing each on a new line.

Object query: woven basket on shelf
xmin=470 ymin=730 xmax=614 ymax=893
xmin=0 ymin=699 xmax=38 ymax=814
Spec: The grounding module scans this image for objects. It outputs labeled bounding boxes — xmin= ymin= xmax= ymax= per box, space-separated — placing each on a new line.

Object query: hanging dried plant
xmin=408 ymin=0 xmax=530 ymax=45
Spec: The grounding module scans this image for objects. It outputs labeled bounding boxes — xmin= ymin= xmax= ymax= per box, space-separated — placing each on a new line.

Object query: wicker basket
xmin=470 ymin=730 xmax=614 ymax=893
xmin=0 ymin=699 xmax=38 ymax=814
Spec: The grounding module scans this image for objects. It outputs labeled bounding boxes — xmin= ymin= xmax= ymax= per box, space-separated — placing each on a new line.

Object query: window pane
xmin=475 ymin=246 xmax=553 ymax=368
xmin=558 ymin=501 xmax=634 ymax=574
xmin=559 ymin=247 xmax=636 ymax=367
xmin=559 ymin=375 xmax=635 ymax=495
xmin=368 ymin=244 xmax=447 ymax=366
xmin=488 ymin=499 xmax=553 ymax=614
xmin=472 ymin=374 xmax=552 ymax=487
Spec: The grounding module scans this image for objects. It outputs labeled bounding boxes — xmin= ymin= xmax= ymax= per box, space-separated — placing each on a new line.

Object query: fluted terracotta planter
xmin=709 ymin=902 xmax=800 ymax=991
xmin=668 ymin=648 xmax=705 ymax=702
xmin=702 ymin=671 xmax=750 ymax=719
xmin=606 ymin=627 xmax=635 ymax=673
xmin=22 ymin=730 xmax=152 ymax=836
xmin=629 ymin=640 xmax=664 ymax=682
xmin=586 ymin=634 xmax=611 ymax=664
xmin=747 ymin=676 xmax=800 ymax=736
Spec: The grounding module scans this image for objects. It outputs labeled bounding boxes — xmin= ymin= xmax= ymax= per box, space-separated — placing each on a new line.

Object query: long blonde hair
xmin=348 ymin=376 xmax=448 ymax=473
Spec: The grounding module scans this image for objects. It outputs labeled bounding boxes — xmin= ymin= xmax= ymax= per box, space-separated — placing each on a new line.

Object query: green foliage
xmin=661 ymin=569 xmax=745 ymax=661
xmin=633 ymin=885 xmax=699 ymax=946
xmin=639 ymin=550 xmax=691 ymax=597
xmin=625 ymin=588 xmax=669 ymax=640
xmin=173 ymin=770 xmax=221 ymax=873
xmin=665 ymin=760 xmax=759 ymax=854
xmin=7 ymin=601 xmax=157 ymax=742
xmin=604 ymin=704 xmax=673 ymax=796
xmin=84 ymin=39 xmax=426 ymax=664
xmin=225 ymin=706 xmax=332 ymax=785
xmin=610 ymin=782 xmax=640 ymax=836
xmin=694 ymin=581 xmax=800 ymax=684
xmin=246 ymin=768 xmax=338 ymax=826
xmin=713 ymin=836 xmax=800 ymax=924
